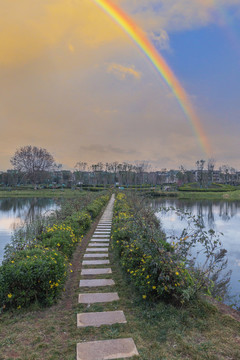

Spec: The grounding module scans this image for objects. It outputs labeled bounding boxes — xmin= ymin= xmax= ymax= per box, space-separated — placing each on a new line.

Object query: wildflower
xmin=142 ymin=295 xmax=147 ymax=299
xmin=11 ymin=261 xmax=14 ymax=264
xmin=17 ymin=305 xmax=21 ymax=309
xmin=8 ymin=293 xmax=13 ymax=299
xmin=152 ymin=286 xmax=156 ymax=290
xmin=175 ymin=272 xmax=179 ymax=276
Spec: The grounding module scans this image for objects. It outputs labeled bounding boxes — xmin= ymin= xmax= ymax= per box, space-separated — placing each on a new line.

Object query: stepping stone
xmin=91 ymin=238 xmax=109 ymax=242
xmin=76 ymin=338 xmax=139 ymax=360
xmin=88 ymin=243 xmax=109 ymax=247
xmin=81 ymin=268 xmax=112 ymax=275
xmin=79 ymin=279 xmax=115 ymax=287
xmin=82 ymin=260 xmax=110 ymax=266
xmin=92 ymin=234 xmax=109 ymax=239
xmin=96 ymin=226 xmax=111 ymax=228
xmin=86 ymin=248 xmax=109 ymax=252
xmin=83 ymin=253 xmax=108 ymax=258
xmin=77 ymin=310 xmax=126 ymax=327
xmin=94 ymin=231 xmax=111 ymax=234
xmin=78 ymin=292 xmax=119 ymax=304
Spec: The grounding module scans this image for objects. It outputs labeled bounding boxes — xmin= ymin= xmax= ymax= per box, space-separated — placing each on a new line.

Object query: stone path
xmin=76 ymin=194 xmax=139 ymax=360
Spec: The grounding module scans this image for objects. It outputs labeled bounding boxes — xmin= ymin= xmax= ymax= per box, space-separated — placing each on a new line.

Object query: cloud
xmin=119 ymin=0 xmax=240 ymax=32
xmin=0 ymin=0 xmax=126 ymax=67
xmin=150 ymin=29 xmax=170 ymax=50
xmin=80 ymin=144 xmax=139 ymax=156
xmin=107 ymin=63 xmax=142 ymax=80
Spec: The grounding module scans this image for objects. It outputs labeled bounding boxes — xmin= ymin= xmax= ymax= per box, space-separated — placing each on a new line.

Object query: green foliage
xmin=112 ymin=193 xmax=226 ymax=305
xmin=0 ymin=192 xmax=110 ymax=311
xmin=86 ymin=195 xmax=110 ymax=218
xmin=65 ymin=211 xmax=91 ymax=237
xmin=0 ymin=246 xmax=67 ymax=309
xmin=40 ymin=224 xmax=80 ymax=258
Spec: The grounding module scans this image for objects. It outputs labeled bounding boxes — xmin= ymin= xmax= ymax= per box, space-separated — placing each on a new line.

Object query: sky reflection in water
xmin=152 ymin=199 xmax=240 ymax=307
xmin=0 ymin=198 xmax=58 ymax=263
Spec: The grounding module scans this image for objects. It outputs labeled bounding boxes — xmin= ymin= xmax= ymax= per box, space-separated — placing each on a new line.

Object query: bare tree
xmin=196 ymin=159 xmax=205 ymax=187
xmin=207 ymin=158 xmax=215 ymax=184
xmin=10 ymin=145 xmax=57 ymax=185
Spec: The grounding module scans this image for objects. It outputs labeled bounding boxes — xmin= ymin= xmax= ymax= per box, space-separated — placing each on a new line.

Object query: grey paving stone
xmin=83 ymin=253 xmax=108 ymax=258
xmin=88 ymin=243 xmax=109 ymax=247
xmin=96 ymin=229 xmax=111 ymax=231
xmin=79 ymin=279 xmax=115 ymax=287
xmin=82 ymin=260 xmax=110 ymax=266
xmin=77 ymin=310 xmax=126 ymax=327
xmin=81 ymin=268 xmax=112 ymax=275
xmin=86 ymin=248 xmax=109 ymax=252
xmin=94 ymin=230 xmax=111 ymax=235
xmin=90 ymin=238 xmax=109 ymax=242
xmin=76 ymin=338 xmax=139 ymax=360
xmin=92 ymin=235 xmax=110 ymax=238
xmin=78 ymin=292 xmax=119 ymax=304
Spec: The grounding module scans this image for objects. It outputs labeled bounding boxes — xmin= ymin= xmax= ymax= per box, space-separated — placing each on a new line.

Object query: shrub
xmin=112 ymin=193 xmax=198 ymax=304
xmin=0 ymin=246 xmax=68 ymax=309
xmin=86 ymin=195 xmax=110 ymax=218
xmin=40 ymin=224 xmax=79 ymax=258
xmin=65 ymin=211 xmax=91 ymax=237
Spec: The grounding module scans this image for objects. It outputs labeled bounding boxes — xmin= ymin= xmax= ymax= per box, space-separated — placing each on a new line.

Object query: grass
xmin=0 ymin=189 xmax=102 ymax=198
xmin=0 ymin=219 xmax=239 ymax=359
xmin=178 ymin=190 xmax=240 ymax=201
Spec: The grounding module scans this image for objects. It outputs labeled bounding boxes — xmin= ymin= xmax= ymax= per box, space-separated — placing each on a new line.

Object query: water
xmin=151 ymin=198 xmax=240 ymax=308
xmin=0 ymin=198 xmax=58 ymax=264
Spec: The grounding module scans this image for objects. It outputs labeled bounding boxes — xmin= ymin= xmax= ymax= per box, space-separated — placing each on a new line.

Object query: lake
xmin=0 ymin=197 xmax=58 ymax=264
xmin=152 ymin=198 xmax=240 ymax=308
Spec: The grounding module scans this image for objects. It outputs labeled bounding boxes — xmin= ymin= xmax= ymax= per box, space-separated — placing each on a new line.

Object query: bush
xmin=112 ymin=193 xmax=198 ymax=304
xmin=65 ymin=211 xmax=91 ymax=237
xmin=0 ymin=246 xmax=68 ymax=309
xmin=40 ymin=224 xmax=79 ymax=258
xmin=86 ymin=195 xmax=109 ymax=218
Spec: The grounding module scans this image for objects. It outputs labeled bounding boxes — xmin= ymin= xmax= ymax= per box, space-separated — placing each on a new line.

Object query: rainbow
xmin=93 ymin=0 xmax=212 ymax=156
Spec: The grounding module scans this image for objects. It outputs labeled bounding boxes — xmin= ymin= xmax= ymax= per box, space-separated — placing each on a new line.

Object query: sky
xmin=0 ymin=0 xmax=240 ymax=171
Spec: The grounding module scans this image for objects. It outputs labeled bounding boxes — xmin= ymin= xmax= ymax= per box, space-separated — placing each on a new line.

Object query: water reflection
xmin=151 ymin=199 xmax=240 ymax=229
xmin=151 ymin=198 xmax=240 ymax=308
xmin=0 ymin=198 xmax=58 ymax=263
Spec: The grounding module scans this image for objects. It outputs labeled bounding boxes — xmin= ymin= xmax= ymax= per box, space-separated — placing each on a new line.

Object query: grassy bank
xmin=0 ymin=220 xmax=239 ymax=359
xmin=178 ymin=189 xmax=240 ymax=201
xmin=0 ymin=189 xmax=102 ymax=198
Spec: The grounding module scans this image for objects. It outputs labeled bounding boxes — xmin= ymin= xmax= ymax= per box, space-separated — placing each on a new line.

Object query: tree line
xmin=0 ymin=145 xmax=239 ymax=187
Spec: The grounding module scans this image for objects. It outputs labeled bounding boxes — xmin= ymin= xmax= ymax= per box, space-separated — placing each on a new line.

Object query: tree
xmin=10 ymin=145 xmax=57 ymax=185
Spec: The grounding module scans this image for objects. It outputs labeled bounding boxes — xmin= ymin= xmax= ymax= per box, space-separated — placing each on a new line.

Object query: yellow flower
xmin=11 ymin=261 xmax=14 ymax=263
xmin=57 ymin=243 xmax=60 ymax=247
xmin=142 ymin=295 xmax=147 ymax=299
xmin=152 ymin=286 xmax=156 ymax=290
xmin=8 ymin=293 xmax=13 ymax=298
xmin=17 ymin=305 xmax=21 ymax=309
xmin=175 ymin=272 xmax=179 ymax=276
xmin=55 ymin=283 xmax=59 ymax=287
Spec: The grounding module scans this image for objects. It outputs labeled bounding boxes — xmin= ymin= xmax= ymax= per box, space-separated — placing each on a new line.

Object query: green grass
xmin=178 ymin=190 xmax=240 ymax=200
xmin=0 ymin=220 xmax=239 ymax=359
xmin=0 ymin=189 xmax=103 ymax=198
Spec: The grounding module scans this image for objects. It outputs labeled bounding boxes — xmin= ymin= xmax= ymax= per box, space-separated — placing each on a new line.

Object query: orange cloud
xmin=107 ymin=63 xmax=142 ymax=80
